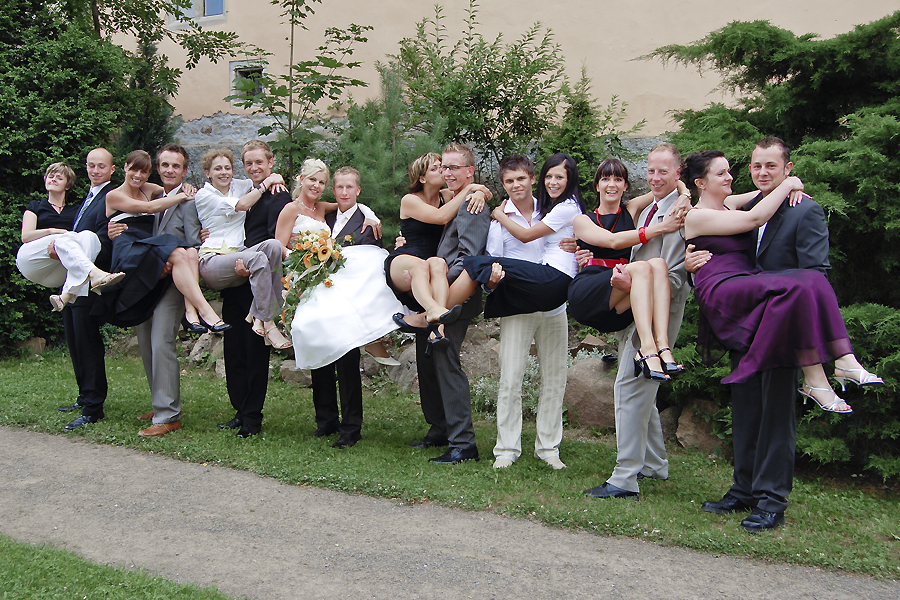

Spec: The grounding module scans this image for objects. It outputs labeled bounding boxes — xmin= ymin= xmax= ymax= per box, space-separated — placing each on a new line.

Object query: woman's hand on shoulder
xmin=466 ymin=190 xmax=486 ymax=214
xmin=658 ymin=207 xmax=684 ymax=233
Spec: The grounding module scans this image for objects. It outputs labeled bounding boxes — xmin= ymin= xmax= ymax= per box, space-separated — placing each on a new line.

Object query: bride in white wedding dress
xmin=275 ymin=160 xmax=404 ymax=370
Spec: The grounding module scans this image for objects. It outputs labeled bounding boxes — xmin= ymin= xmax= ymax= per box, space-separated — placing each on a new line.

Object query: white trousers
xmin=16 ymin=231 xmax=101 ymax=297
xmin=493 ymin=309 xmax=568 ymax=461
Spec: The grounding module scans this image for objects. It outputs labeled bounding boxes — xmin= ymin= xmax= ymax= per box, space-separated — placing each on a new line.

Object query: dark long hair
xmin=682 ymin=150 xmax=726 ymax=196
xmin=535 ymin=153 xmax=586 ymax=217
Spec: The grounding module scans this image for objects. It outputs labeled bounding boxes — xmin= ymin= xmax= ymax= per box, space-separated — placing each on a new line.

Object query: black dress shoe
xmin=435 ymin=304 xmax=462 ymax=325
xmin=429 ymin=446 xmax=479 ymax=464
xmin=741 ymin=508 xmax=784 ymax=532
xmin=407 ymin=437 xmax=449 ymax=449
xmin=313 ymin=426 xmax=338 ymax=437
xmin=583 ymin=482 xmax=639 ymax=499
xmin=332 ymin=432 xmax=361 ymax=449
xmin=64 ymin=414 xmax=103 ymax=431
xmin=182 ymin=316 xmax=208 ymax=334
xmin=702 ymin=492 xmax=752 ymax=514
xmin=236 ymin=425 xmax=261 ymax=438
xmin=218 ymin=417 xmax=243 ymax=430
xmin=58 ymin=401 xmax=81 ymax=413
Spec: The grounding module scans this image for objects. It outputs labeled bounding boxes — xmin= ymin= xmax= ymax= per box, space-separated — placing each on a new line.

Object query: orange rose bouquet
xmin=279 ymin=231 xmax=350 ymax=327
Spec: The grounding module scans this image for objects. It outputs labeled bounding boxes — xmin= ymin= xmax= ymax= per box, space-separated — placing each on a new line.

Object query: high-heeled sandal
xmin=247 ymin=314 xmax=267 ymax=337
xmin=833 ymin=367 xmax=883 ymax=392
xmin=50 ymin=295 xmax=71 ymax=312
xmin=633 ymin=351 xmax=670 ymax=382
xmin=89 ymin=271 xmax=125 ymax=295
xmin=263 ymin=322 xmax=292 ymax=350
xmin=657 ymin=347 xmax=686 ymax=377
xmin=798 ymin=384 xmax=853 ymax=414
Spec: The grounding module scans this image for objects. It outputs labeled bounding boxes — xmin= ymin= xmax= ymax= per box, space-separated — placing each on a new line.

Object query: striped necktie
xmin=73 ymin=190 xmax=95 ymax=228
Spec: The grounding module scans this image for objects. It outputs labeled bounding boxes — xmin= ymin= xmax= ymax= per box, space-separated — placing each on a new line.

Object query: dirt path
xmin=1 ymin=427 xmax=896 ymax=600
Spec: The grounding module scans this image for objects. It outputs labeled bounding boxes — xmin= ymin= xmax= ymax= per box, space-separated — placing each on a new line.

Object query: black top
xmin=394 ymin=216 xmax=445 ymax=259
xmin=244 ymin=189 xmax=291 ymax=247
xmin=26 ymin=198 xmax=79 ymax=230
xmin=576 ymin=206 xmax=635 ymax=261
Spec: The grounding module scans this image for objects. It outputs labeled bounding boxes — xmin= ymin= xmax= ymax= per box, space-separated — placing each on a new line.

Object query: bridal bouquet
xmin=279 ymin=230 xmax=351 ymax=327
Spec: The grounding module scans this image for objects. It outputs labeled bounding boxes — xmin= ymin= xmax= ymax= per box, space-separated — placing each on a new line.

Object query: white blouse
xmin=194 ymin=179 xmax=254 ymax=255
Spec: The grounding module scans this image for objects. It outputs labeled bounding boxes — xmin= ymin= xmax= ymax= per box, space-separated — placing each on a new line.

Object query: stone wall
xmin=173 ymin=112 xmax=277 ymax=186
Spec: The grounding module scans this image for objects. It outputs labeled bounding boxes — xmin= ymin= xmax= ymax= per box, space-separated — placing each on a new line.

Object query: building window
xmin=169 ymin=0 xmax=226 ymax=28
xmin=203 ymin=0 xmax=224 ymax=16
xmin=231 ymin=61 xmax=266 ymax=105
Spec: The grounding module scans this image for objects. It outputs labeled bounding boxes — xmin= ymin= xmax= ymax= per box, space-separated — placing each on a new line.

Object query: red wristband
xmin=638 ymin=227 xmax=648 ymax=244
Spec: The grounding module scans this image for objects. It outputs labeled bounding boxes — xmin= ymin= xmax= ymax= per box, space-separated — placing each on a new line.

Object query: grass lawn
xmin=1 ymin=350 xmax=898 ymax=579
xmin=0 ymin=533 xmax=234 ymax=599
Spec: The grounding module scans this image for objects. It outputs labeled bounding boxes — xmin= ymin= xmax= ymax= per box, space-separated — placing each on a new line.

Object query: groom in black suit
xmin=58 ymin=148 xmax=116 ymax=430
xmin=689 ymin=137 xmax=830 ymax=532
xmin=312 ymin=167 xmax=380 ymax=448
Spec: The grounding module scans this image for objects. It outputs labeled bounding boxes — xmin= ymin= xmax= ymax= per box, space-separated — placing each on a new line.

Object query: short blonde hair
xmin=201 ymin=147 xmax=235 ymax=172
xmin=291 ymin=158 xmax=329 ymax=198
xmin=442 ymin=142 xmax=475 ymax=167
xmin=333 ymin=166 xmax=360 ymax=187
xmin=45 ymin=162 xmax=76 ymax=190
xmin=408 ymin=152 xmax=441 ymax=193
xmin=241 ymin=139 xmax=273 ymax=162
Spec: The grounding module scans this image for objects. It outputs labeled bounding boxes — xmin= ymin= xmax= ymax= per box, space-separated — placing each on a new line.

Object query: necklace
xmin=298 ymin=199 xmax=316 ymax=214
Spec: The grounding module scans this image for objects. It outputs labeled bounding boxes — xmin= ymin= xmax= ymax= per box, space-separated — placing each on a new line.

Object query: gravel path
xmin=1 ymin=427 xmax=897 ymax=600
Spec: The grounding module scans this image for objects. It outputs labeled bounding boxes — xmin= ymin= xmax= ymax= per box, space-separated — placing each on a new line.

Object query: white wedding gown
xmin=289 ymin=214 xmax=404 ymax=369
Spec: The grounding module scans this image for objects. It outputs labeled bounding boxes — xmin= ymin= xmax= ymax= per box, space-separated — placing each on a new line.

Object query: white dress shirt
xmin=195 ymin=179 xmax=254 ymax=256
xmin=331 ymin=204 xmax=359 ymax=238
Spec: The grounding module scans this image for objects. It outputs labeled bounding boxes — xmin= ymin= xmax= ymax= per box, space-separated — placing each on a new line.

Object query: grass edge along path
xmin=0 ymin=533 xmax=235 ymax=600
xmin=1 ymin=352 xmax=897 ymax=578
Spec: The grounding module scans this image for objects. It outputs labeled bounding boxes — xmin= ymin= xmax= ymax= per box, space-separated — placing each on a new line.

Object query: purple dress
xmin=689 ymin=231 xmax=852 ymax=384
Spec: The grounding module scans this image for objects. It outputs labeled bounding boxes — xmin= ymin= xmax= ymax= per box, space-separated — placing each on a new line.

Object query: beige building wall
xmin=156 ymin=0 xmax=896 ymax=135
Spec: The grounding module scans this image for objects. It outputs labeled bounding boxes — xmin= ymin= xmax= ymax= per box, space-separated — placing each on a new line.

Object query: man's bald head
xmin=86 ymin=148 xmax=114 ymax=187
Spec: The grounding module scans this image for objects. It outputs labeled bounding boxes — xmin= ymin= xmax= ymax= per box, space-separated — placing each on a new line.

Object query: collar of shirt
xmin=89 ymin=181 xmax=110 ymax=197
xmin=165 ymin=183 xmax=183 ymax=197
xmin=332 ymin=204 xmax=358 ymax=236
xmin=503 ymin=197 xmax=539 ymax=227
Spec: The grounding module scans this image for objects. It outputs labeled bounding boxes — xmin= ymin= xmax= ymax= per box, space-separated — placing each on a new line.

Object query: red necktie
xmin=643 ymin=202 xmax=658 ymax=227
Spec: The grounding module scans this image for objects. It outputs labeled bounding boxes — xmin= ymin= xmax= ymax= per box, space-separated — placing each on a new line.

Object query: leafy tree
xmin=538 ymin=67 xmax=646 ymax=208
xmin=228 ymin=0 xmax=371 ymax=182
xmin=0 ymin=0 xmax=134 ymax=353
xmin=325 ymin=65 xmax=446 ymax=242
xmin=391 ymin=1 xmax=565 ymax=176
xmin=649 ymin=12 xmax=900 ymax=307
xmin=648 ymin=12 xmax=900 ymax=475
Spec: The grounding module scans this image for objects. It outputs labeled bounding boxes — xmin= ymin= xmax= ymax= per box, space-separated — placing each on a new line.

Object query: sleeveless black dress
xmin=99 ymin=212 xmax=191 ymax=327
xmin=567 ymin=206 xmax=636 ymax=332
xmin=384 ymin=216 xmax=445 ymax=312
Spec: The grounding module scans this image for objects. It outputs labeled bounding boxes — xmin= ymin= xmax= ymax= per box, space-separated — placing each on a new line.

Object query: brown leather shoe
xmin=137 ymin=411 xmax=155 ymax=421
xmin=138 ymin=421 xmax=182 ymax=437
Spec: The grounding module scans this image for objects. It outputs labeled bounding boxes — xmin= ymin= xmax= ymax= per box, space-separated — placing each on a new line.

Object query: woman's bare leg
xmin=389 ymin=255 xmax=449 ymax=323
xmin=622 ymin=261 xmax=663 ymax=373
xmin=446 ymin=269 xmax=479 ymax=309
xmin=647 ymin=257 xmax=676 ymax=363
xmin=168 ymin=248 xmax=224 ymax=325
xmin=183 ymin=298 xmax=200 ymax=324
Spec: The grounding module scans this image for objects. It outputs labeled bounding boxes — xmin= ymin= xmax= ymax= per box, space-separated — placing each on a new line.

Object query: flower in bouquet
xmin=279 ymin=230 xmax=347 ymax=328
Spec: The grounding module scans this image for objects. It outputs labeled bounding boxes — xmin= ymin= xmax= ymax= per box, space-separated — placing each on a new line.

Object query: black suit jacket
xmin=743 ymin=192 xmax=830 ymax=274
xmin=325 ymin=207 xmax=381 ymax=247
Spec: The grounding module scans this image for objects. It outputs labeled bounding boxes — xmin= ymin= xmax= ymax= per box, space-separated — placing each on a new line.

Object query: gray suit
xmin=136 ymin=193 xmax=202 ymax=424
xmin=728 ymin=194 xmax=829 ymax=513
xmin=415 ymin=200 xmax=490 ymax=450
xmin=608 ymin=189 xmax=690 ymax=492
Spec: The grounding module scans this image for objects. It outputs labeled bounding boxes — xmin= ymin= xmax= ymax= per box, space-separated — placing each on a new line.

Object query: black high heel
xmin=393 ymin=312 xmax=430 ymax=334
xmin=634 ymin=351 xmax=670 ymax=382
xmin=199 ymin=315 xmax=232 ymax=334
xmin=182 ymin=316 xmax=207 ymax=334
xmin=657 ymin=347 xmax=686 ymax=377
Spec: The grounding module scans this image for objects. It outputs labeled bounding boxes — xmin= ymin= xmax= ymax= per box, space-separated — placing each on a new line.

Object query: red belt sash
xmin=586 ymin=257 xmax=628 ymax=268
